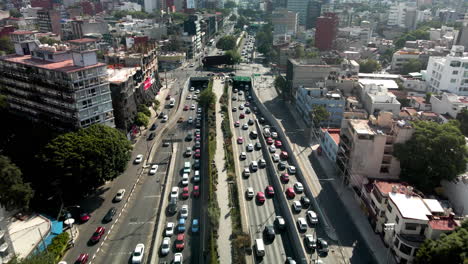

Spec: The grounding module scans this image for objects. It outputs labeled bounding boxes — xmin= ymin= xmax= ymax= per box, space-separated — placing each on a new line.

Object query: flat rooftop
xmin=107 ymin=67 xmax=138 ymax=83
xmin=8 ymin=214 xmax=50 ymax=259
xmin=389 ymin=193 xmax=431 ymax=221
xmin=359 ymin=79 xmax=399 ymax=90
xmin=1 ymin=54 xmax=105 ymax=73
xmin=349 ymin=119 xmax=375 ymax=136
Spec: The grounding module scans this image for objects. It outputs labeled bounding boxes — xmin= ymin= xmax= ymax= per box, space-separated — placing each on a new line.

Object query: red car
xmin=280 ymin=151 xmax=289 ymax=159
xmin=266 ymin=137 xmax=274 ymax=145
xmin=239 ymin=113 xmax=245 ymax=119
xmin=166 ymin=95 xmax=171 ymax=100
xmin=90 ymin=226 xmax=105 ymax=243
xmin=237 ymin=137 xmax=244 ymax=144
xmin=194 ymin=149 xmax=201 ymax=158
xmin=80 ymin=212 xmax=90 ymax=222
xmin=193 ymin=185 xmax=200 ymax=197
xmin=182 ymin=187 xmax=189 ymax=199
xmin=183 ymin=105 xmax=189 ymax=111
xmin=75 ymin=253 xmax=89 ymax=264
xmin=195 ymin=134 xmax=201 ymax=141
xmin=175 ymin=233 xmax=185 ymax=250
xmin=280 ymin=173 xmax=290 ymax=184
xmin=265 ymin=186 xmax=275 ymax=197
xmin=275 ymin=140 xmax=283 ymax=148
xmin=256 ymin=192 xmax=266 ymax=204
xmin=286 ymin=187 xmax=296 ymax=198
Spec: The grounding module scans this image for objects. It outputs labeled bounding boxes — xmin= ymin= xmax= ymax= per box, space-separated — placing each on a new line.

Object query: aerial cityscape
xmin=0 ymin=0 xmax=467 ymax=263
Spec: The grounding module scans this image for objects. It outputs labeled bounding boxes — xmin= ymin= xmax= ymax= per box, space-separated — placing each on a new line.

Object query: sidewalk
xmin=212 ymin=79 xmax=233 ymax=263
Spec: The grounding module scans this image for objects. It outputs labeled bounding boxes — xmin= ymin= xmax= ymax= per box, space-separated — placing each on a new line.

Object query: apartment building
xmin=272 ymin=8 xmax=298 ymax=36
xmin=319 ymin=128 xmax=340 ymax=162
xmin=391 ymin=49 xmax=422 ymax=72
xmin=0 ymin=32 xmax=114 ymax=130
xmin=430 ymin=92 xmax=468 ymax=118
xmin=315 ymin=13 xmax=338 ymax=51
xmin=360 ymin=181 xmax=459 ymax=264
xmin=37 ymin=8 xmax=61 ymax=36
xmin=425 ymin=45 xmax=468 ymax=96
xmin=358 ymin=83 xmax=401 ymax=116
xmin=295 ymin=84 xmax=345 ymax=128
xmin=336 ymin=113 xmax=414 ymax=187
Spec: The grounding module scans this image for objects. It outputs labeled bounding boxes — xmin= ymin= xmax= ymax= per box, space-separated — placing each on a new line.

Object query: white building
xmin=387 ymin=2 xmax=417 ymax=28
xmin=391 ymin=48 xmax=422 ymax=72
xmin=144 ymin=0 xmax=159 ymax=12
xmin=425 ymin=45 xmax=468 ymax=96
xmin=430 ymin=92 xmax=468 ymax=118
xmin=119 ymin=2 xmax=142 ymax=11
xmin=359 ymin=83 xmax=401 ymax=116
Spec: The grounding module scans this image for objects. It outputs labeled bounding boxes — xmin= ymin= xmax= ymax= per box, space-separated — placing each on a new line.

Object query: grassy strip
xmin=206 ymin=79 xmax=220 ymax=264
xmin=220 ymin=82 xmax=250 ymax=264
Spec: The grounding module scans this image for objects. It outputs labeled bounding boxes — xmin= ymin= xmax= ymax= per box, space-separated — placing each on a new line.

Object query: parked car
xmin=292 ymin=200 xmax=302 ymax=212
xmin=180 ymin=205 xmax=189 ymax=219
xmin=294 ymin=182 xmax=304 ymax=193
xmin=175 ymin=233 xmax=185 ymax=251
xmin=286 ymin=187 xmax=296 ymax=198
xmin=182 ymin=187 xmax=189 ymax=199
xmin=103 ymin=207 xmax=117 ymax=222
xmin=149 ymin=165 xmax=159 ymax=175
xmin=178 ymin=218 xmax=186 ymax=232
xmin=134 ymin=154 xmax=144 ymax=164
xmin=240 ymin=152 xmax=247 ymax=160
xmin=173 ymin=253 xmax=183 ymax=264
xmin=304 ymin=234 xmax=317 ymax=249
xmin=170 ymin=187 xmax=179 ymax=199
xmin=275 ymin=216 xmax=286 ymax=230
xmin=297 ymin=218 xmax=307 ymax=232
xmin=131 ymin=243 xmax=145 ymax=264
xmin=165 ymin=222 xmax=175 ymax=236
xmin=160 ymin=237 xmax=170 ymax=255
xmin=147 ymin=132 xmax=155 ymax=140
xmin=280 ymin=151 xmax=289 ymax=160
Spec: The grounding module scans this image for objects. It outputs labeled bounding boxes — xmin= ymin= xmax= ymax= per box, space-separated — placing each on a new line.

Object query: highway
xmin=230 ymin=89 xmax=292 ymax=263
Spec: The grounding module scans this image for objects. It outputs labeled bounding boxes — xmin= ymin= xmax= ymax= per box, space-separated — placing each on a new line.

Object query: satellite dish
xmin=64 ymin=218 xmax=75 ymax=226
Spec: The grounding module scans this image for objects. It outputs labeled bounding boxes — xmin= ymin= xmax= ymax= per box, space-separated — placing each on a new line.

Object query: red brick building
xmin=315 ymin=12 xmax=338 ymax=51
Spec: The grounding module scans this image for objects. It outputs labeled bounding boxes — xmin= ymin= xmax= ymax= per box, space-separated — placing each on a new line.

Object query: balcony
xmin=384 ymin=145 xmax=393 ymax=155
xmin=385 ymin=136 xmax=394 ymax=145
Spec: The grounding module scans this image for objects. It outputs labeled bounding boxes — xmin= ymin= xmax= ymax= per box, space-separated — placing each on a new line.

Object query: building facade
xmin=315 ymin=13 xmax=338 ymax=51
xmin=0 ymin=32 xmax=114 ymax=130
xmin=425 ymin=45 xmax=468 ymax=96
xmin=272 ymin=8 xmax=298 ymax=36
xmin=37 ymin=8 xmax=61 ymax=36
xmin=286 ymin=0 xmax=309 ymax=25
xmin=305 ymin=0 xmax=321 ymax=29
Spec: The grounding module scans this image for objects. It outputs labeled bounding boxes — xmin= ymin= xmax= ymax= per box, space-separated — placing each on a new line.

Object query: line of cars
xmin=159 ymin=99 xmax=203 ymax=263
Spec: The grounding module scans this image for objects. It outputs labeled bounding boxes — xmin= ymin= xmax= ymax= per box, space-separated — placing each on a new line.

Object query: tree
xmin=39 ymin=37 xmax=60 ymax=45
xmin=172 ymin=12 xmax=188 ymax=22
xmin=414 ymin=221 xmax=468 ymax=264
xmin=294 ymin=45 xmax=305 ymax=58
xmin=153 ymin=99 xmax=160 ymax=112
xmin=224 ymin=1 xmax=237 ymax=8
xmin=135 ymin=112 xmax=149 ymax=127
xmin=306 ymin=38 xmax=315 ymax=48
xmin=38 ymin=124 xmax=132 ymax=199
xmin=0 ymin=36 xmax=14 ymax=55
xmin=394 ymin=121 xmax=468 ymax=193
xmin=310 ymin=105 xmax=330 ymax=128
xmin=225 ymin=49 xmax=241 ymax=65
xmin=199 ymin=86 xmax=216 ymax=110
xmin=0 ymin=155 xmax=34 ymax=210
xmin=137 ymin=104 xmax=151 ymax=117
xmin=359 ymin=59 xmax=382 ymax=73
xmin=216 ymin=36 xmax=236 ymax=50
xmin=456 ymin=108 xmax=468 ymax=137
xmin=400 ymin=58 xmax=422 ymax=75
xmin=9 ymin=8 xmax=22 ymax=18
xmin=234 ymin=16 xmax=249 ymax=30
xmin=274 ymin=75 xmax=288 ymax=97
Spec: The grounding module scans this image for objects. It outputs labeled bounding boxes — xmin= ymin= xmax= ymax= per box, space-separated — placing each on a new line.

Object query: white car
xmin=272 ymin=154 xmax=280 ymax=162
xmin=187 ymin=94 xmax=192 ymax=100
xmin=149 ymin=165 xmax=159 ymax=175
xmin=195 ymin=89 xmax=200 ymax=94
xmin=294 ymin=182 xmax=304 ymax=193
xmin=193 ymin=95 xmax=198 ymax=100
xmin=131 ymin=243 xmax=145 ymax=264
xmin=188 ymin=116 xmax=193 ymax=124
xmin=170 ymin=187 xmax=179 ymax=199
xmin=240 ymin=152 xmax=247 ymax=160
xmin=162 ymin=115 xmax=168 ymax=122
xmin=242 ymin=124 xmax=249 ymax=130
xmin=287 ymin=166 xmax=296 ymax=175
xmin=304 ymin=234 xmax=317 ymax=249
xmin=307 ymin=210 xmax=319 ymax=224
xmin=165 ymin=222 xmax=175 ymax=236
xmin=243 ymin=168 xmax=250 ymax=177
xmin=114 ymin=189 xmax=126 ymax=202
xmin=246 ymin=187 xmax=254 ymax=198
xmin=269 ymin=145 xmax=276 ymax=153
xmin=174 ymin=253 xmax=183 ymax=264
xmin=246 ymin=144 xmax=254 ymax=152
xmin=160 ymin=237 xmax=170 ymax=255
xmin=297 ymin=217 xmax=307 ymax=232
xmin=134 ymin=154 xmax=143 ymax=164
xmin=239 ymin=104 xmax=245 ymax=110
xmin=180 ymin=205 xmax=189 ymax=218
xmin=193 ymin=171 xmax=200 ymax=182
xmin=191 ymin=104 xmax=196 ymax=110
xmin=189 ymin=86 xmax=195 ymax=92
xmin=181 ymin=174 xmax=189 ymax=186
xmin=271 ymin=132 xmax=278 ymax=138
xmin=292 ymin=201 xmax=302 ymax=212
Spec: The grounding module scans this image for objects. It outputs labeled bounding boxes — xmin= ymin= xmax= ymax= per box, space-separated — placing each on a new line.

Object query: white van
xmin=255 ymin=238 xmax=265 ymax=257
xmin=169 ymin=98 xmax=175 ymax=107
xmin=263 ymin=127 xmax=271 ymax=138
xmin=250 ymin=161 xmax=258 ymax=171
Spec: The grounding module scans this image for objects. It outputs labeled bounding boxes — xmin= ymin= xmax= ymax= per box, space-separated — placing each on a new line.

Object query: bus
xmin=208 ymin=39 xmax=215 ymax=46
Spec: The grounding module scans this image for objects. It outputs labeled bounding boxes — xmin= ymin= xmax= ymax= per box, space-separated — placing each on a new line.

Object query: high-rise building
xmin=457 ymin=23 xmax=468 ymax=50
xmin=144 ymin=0 xmax=159 ymax=12
xmin=315 ymin=12 xmax=338 ymax=51
xmin=272 ymin=8 xmax=298 ymax=36
xmin=37 ymin=8 xmax=61 ymax=35
xmin=425 ymin=45 xmax=468 ymax=96
xmin=287 ymin=0 xmax=310 ymax=25
xmin=306 ymin=0 xmax=321 ymax=29
xmin=0 ymin=32 xmax=115 ymax=130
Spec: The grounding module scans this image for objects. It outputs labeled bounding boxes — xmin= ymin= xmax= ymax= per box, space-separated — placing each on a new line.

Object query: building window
xmin=387 ymin=204 xmax=393 ymax=213
xmin=453 ymin=70 xmax=459 ymax=75
xmin=451 ymin=79 xmax=457 ymax=83
xmin=405 ymin=223 xmax=418 ymax=230
xmin=395 ymin=215 xmax=400 ymax=224
xmin=399 ymin=243 xmax=413 ymax=256
xmin=450 ymin=61 xmax=461 ymax=67
xmin=372 ymin=188 xmax=383 ymax=204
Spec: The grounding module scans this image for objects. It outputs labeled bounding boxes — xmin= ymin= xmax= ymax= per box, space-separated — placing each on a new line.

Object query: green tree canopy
xmin=137 ymin=104 xmax=151 ymax=117
xmin=234 ymin=16 xmax=249 ymax=30
xmin=400 ymin=58 xmax=423 ymax=75
xmin=0 ymin=36 xmax=14 ymax=55
xmin=294 ymin=45 xmax=305 ymax=58
xmin=310 ymin=105 xmax=330 ymax=128
xmin=395 ymin=28 xmax=430 ymax=49
xmin=358 ymin=59 xmax=382 ymax=73
xmin=0 ymin=155 xmax=34 ymax=210
xmin=38 ymin=124 xmax=132 ymax=199
xmin=199 ymin=82 xmax=216 ymax=110
xmin=225 ymin=49 xmax=241 ymax=65
xmin=8 ymin=252 xmax=56 ymax=264
xmin=172 ymin=12 xmax=189 ymax=22
xmin=135 ymin=112 xmax=149 ymax=127
xmin=229 ymin=14 xmax=237 ymax=21
xmin=216 ymin=35 xmax=237 ymax=50
xmin=9 ymin=8 xmax=22 ymax=18
xmin=456 ymin=108 xmax=468 ymax=137
xmin=394 ymin=121 xmax=467 ymax=193
xmin=414 ymin=221 xmax=468 ymax=264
